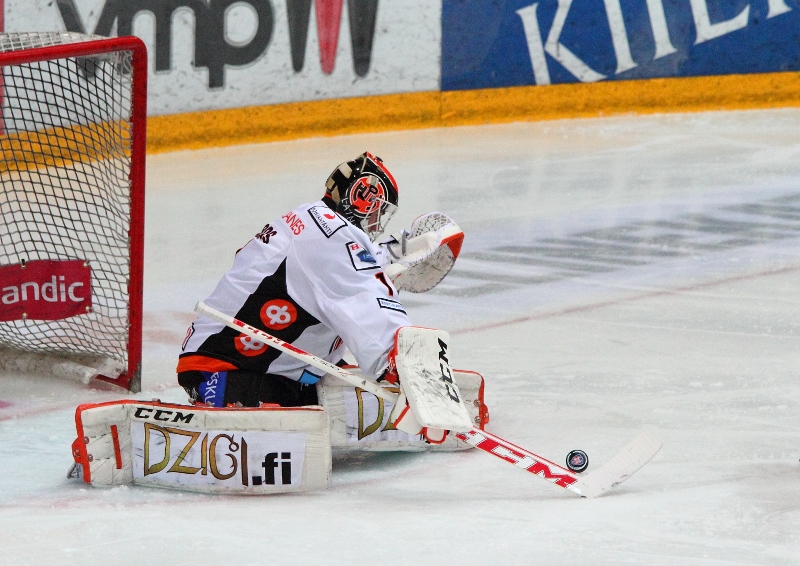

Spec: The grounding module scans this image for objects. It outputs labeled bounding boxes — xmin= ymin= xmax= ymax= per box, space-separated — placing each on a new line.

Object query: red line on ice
xmin=453 ymin=264 xmax=800 ymax=335
xmin=0 ymin=401 xmax=78 ymax=422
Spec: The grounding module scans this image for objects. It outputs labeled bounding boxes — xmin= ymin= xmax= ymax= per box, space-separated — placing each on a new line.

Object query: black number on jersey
xmin=374 ymin=272 xmax=394 ymax=296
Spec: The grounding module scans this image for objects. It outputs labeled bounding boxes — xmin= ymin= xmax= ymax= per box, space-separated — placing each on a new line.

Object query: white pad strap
xmin=71 ymin=401 xmax=331 ymax=493
xmin=391 ymin=327 xmax=473 ymax=432
xmin=387 ymin=391 xmax=450 ymax=444
xmin=388 ymin=390 xmax=423 ymax=435
xmin=381 ymin=212 xmax=463 ymax=293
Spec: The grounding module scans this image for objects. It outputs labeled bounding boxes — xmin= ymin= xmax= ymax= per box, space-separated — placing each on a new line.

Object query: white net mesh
xmin=409 ymin=212 xmax=453 ymax=238
xmin=0 ymin=32 xmax=106 ymax=53
xmin=0 ymin=32 xmax=139 ymax=383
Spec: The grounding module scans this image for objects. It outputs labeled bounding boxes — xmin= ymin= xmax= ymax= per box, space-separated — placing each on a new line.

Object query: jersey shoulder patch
xmin=346 ymin=241 xmax=380 ymax=271
xmin=308 ymin=205 xmax=347 ymax=237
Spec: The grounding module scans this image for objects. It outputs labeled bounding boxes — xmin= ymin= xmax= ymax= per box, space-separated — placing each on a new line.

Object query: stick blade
xmin=568 ymin=431 xmax=662 ymax=498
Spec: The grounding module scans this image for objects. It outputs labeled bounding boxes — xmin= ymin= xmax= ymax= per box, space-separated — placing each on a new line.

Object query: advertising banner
xmin=131 ymin=422 xmax=307 ymax=490
xmin=442 ymin=0 xmax=800 ymax=91
xmin=3 ymin=0 xmax=440 ymax=115
xmin=0 ymin=259 xmax=91 ymax=322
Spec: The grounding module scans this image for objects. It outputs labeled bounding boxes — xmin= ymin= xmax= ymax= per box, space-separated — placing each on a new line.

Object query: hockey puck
xmin=566 ymin=450 xmax=589 ymax=473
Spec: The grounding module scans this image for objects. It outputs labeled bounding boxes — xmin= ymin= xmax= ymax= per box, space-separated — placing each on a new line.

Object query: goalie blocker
xmin=386 ymin=326 xmax=474 ymax=443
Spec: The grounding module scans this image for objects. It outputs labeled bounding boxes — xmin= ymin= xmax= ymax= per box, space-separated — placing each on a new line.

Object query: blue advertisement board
xmin=442 ymin=0 xmax=800 ymax=91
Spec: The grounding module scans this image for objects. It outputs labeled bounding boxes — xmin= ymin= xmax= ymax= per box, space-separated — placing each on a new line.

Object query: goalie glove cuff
xmin=378 ymin=366 xmax=399 ymax=385
xmin=377 ymin=350 xmax=399 ymax=384
xmin=381 ymin=230 xmax=410 ymax=262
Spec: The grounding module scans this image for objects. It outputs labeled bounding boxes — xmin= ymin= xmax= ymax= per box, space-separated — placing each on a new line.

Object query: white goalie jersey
xmin=179 ymin=201 xmax=411 ymax=382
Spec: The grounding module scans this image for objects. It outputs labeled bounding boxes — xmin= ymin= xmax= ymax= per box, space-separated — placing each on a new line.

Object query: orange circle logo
xmin=234 ymin=333 xmax=267 ymax=357
xmin=348 ymin=175 xmax=385 ymax=215
xmin=260 ymin=299 xmax=297 ymax=330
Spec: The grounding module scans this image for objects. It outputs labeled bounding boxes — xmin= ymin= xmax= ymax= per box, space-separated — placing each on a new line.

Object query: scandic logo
xmin=0 ymin=259 xmax=91 ymax=322
xmin=56 ymin=0 xmax=380 ymax=89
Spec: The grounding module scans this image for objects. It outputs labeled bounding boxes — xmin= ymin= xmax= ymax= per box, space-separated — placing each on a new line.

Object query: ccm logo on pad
xmin=133 ymin=406 xmax=196 ymax=424
xmin=0 ymin=259 xmax=91 ymax=322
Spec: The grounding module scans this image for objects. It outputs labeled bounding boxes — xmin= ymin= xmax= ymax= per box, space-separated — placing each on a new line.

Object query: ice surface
xmin=2 ymin=109 xmax=800 ymax=564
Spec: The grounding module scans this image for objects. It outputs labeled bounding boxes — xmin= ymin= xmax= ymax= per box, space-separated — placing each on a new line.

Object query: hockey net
xmin=0 ymin=33 xmax=147 ymax=391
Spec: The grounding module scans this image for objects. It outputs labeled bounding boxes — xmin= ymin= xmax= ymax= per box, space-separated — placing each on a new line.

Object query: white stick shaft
xmin=194 ymin=301 xmax=396 ymax=402
xmin=193 ymin=301 xmax=660 ymax=497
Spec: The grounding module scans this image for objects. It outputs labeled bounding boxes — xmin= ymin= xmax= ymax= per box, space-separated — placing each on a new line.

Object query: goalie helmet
xmin=324 ymin=152 xmax=399 ymax=241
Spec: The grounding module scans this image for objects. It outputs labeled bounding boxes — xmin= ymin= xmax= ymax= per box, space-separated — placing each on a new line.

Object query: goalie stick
xmin=194 ymin=301 xmax=662 ymax=497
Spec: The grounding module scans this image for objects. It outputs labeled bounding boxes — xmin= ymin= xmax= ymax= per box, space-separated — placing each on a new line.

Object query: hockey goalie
xmin=70 ymin=152 xmax=488 ymax=494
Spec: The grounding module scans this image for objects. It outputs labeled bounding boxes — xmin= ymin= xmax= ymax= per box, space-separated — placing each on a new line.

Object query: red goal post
xmin=0 ymin=33 xmax=147 ymax=391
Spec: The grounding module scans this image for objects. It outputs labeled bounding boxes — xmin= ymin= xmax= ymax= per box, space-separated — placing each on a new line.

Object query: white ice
xmin=2 ymin=109 xmax=800 ymax=565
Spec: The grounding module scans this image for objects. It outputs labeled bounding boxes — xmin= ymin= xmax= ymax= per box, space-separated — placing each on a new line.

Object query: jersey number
xmin=374 ymin=272 xmax=394 ymax=296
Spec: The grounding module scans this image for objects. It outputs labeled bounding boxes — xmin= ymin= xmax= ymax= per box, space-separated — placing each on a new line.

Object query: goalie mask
xmin=325 ymin=152 xmax=399 ymax=241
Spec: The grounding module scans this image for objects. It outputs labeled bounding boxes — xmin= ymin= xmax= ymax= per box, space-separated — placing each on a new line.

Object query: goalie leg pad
xmin=317 ymin=367 xmax=487 ymax=451
xmin=71 ymin=401 xmax=331 ymax=493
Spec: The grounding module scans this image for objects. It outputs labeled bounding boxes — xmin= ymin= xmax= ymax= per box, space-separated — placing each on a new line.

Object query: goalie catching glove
xmin=384 ymin=326 xmax=473 ymax=444
xmin=379 ymin=212 xmax=464 ymax=293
